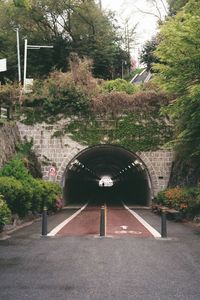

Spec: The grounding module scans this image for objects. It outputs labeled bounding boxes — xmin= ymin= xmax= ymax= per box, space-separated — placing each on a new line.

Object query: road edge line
xmin=47 ymin=203 xmax=88 ymax=236
xmin=123 ymin=203 xmax=161 ymax=238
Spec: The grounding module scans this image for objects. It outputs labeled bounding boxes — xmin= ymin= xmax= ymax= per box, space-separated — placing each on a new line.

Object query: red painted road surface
xmin=58 ymin=207 xmax=100 ymax=236
xmin=106 ymin=206 xmax=153 ymax=237
xmin=57 ymin=205 xmax=153 ymax=238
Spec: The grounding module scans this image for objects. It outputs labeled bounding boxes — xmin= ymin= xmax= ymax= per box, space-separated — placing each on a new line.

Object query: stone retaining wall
xmin=0 ymin=123 xmax=21 ymax=168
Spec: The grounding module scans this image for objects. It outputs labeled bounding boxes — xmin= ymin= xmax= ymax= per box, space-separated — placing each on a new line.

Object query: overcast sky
xmin=101 ymin=0 xmax=168 ymax=61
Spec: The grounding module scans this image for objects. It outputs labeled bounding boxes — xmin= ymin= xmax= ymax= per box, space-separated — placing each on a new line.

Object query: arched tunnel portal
xmin=63 ymin=145 xmax=152 ymax=207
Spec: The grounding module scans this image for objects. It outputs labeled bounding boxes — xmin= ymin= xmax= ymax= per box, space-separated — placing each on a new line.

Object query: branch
xmin=159 ymin=0 xmax=168 ymax=15
xmin=134 ymin=5 xmax=162 ymax=21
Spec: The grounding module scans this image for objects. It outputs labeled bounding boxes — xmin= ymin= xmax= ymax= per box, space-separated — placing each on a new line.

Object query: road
xmin=55 ymin=203 xmax=154 ymax=238
xmin=0 ymin=205 xmax=200 ymax=299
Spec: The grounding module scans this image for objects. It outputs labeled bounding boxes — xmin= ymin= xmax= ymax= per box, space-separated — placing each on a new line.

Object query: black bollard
xmin=100 ymin=206 xmax=105 ymax=237
xmin=161 ymin=210 xmax=167 ymax=238
xmin=42 ymin=206 xmax=48 ymax=236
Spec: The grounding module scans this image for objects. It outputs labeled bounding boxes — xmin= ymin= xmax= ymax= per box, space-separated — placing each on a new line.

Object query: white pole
xmin=23 ymin=38 xmax=27 ymax=89
xmin=16 ymin=28 xmax=21 ymax=83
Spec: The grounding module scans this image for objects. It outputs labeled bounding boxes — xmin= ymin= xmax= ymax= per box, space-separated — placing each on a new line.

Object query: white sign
xmin=0 ymin=58 xmax=7 ymax=72
xmin=24 ymin=78 xmax=33 ymax=94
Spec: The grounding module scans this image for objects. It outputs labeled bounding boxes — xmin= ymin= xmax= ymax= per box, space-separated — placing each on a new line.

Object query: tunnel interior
xmin=63 ymin=145 xmax=152 ymax=206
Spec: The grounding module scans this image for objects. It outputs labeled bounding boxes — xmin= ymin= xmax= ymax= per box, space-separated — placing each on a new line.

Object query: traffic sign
xmin=48 ymin=166 xmax=57 ymax=177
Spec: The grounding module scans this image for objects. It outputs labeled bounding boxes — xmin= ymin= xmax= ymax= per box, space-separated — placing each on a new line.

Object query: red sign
xmin=48 ymin=166 xmax=57 ymax=177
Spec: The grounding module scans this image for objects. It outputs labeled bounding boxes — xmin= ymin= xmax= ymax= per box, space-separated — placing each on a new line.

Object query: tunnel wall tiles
xmin=17 ymin=122 xmax=174 ymax=196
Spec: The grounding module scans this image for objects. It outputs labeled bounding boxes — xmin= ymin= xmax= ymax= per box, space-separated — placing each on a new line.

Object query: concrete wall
xmin=17 ymin=122 xmax=174 ymax=197
xmin=0 ymin=123 xmax=21 ymax=168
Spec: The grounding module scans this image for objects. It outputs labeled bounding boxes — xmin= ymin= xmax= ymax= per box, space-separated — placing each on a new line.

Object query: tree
xmin=167 ymin=0 xmax=190 ymax=15
xmin=0 ymin=0 xmax=132 ymax=81
xmin=154 ymin=0 xmax=200 ymax=164
xmin=139 ymin=36 xmax=159 ymax=71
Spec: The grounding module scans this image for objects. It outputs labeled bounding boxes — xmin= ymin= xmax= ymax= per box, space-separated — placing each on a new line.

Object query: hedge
xmin=0 ymin=177 xmax=32 ymax=217
xmin=0 ymin=156 xmax=62 ymax=218
xmin=0 ymin=194 xmax=11 ymax=231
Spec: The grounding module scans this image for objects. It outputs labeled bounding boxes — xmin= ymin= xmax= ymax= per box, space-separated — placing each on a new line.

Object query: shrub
xmin=0 ymin=157 xmax=32 ymax=182
xmin=16 ymin=141 xmax=42 ymax=178
xmin=22 ymin=72 xmax=91 ymax=124
xmin=30 ymin=179 xmax=62 ymax=213
xmin=39 ymin=181 xmax=62 ymax=211
xmin=0 ymin=194 xmax=11 ymax=231
xmin=156 ymin=187 xmax=200 ymax=219
xmin=102 ymin=78 xmax=137 ymax=94
xmin=0 ymin=177 xmax=31 ymax=217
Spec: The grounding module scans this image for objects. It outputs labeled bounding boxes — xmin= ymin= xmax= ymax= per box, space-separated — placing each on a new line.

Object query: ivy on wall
xmin=62 ymin=112 xmax=172 ymax=151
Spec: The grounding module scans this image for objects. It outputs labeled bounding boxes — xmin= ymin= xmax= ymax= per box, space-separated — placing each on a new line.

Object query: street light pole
xmin=23 ymin=39 xmax=53 ymax=92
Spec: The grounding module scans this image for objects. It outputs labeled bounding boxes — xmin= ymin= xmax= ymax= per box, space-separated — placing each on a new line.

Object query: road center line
xmin=47 ymin=203 xmax=88 ymax=237
xmin=122 ymin=203 xmax=161 ymax=238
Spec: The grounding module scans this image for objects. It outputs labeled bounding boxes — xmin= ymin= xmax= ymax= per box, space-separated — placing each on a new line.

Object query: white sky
xmin=101 ymin=0 xmax=168 ymax=62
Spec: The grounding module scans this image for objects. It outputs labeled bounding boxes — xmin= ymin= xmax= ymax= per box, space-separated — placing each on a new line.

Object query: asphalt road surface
xmin=1 ymin=206 xmax=200 ymax=299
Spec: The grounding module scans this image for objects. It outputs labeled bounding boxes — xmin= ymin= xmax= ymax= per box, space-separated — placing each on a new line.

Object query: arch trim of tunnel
xmin=58 ymin=145 xmax=158 ymax=206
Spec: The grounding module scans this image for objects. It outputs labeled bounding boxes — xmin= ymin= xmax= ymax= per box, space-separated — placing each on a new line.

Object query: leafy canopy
xmin=0 ymin=0 xmax=133 ymax=81
xmin=154 ymin=0 xmax=200 ymax=161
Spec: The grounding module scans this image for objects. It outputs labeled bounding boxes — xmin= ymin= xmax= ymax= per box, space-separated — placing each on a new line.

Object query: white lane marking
xmin=122 ymin=203 xmax=161 ymax=238
xmin=115 ymin=230 xmax=142 ymax=235
xmin=120 ymin=225 xmax=128 ymax=230
xmin=47 ymin=203 xmax=88 ymax=236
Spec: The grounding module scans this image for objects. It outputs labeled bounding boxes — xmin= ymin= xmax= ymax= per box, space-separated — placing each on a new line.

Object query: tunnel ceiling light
xmin=128 ymin=165 xmax=131 ymax=169
xmin=134 ymin=159 xmax=140 ymax=165
xmin=131 ymin=162 xmax=135 ymax=166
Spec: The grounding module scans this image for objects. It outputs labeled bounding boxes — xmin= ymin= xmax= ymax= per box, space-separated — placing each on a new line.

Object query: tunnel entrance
xmin=63 ymin=145 xmax=152 ymax=207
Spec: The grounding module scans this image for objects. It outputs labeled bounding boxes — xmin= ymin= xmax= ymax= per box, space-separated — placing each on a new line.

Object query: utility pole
xmin=23 ymin=38 xmax=28 ymax=88
xmin=15 ymin=28 xmax=21 ymax=84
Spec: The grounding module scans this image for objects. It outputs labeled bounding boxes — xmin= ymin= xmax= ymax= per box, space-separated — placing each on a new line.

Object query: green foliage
xmin=0 ymin=83 xmax=20 ymax=106
xmin=156 ymin=187 xmax=200 ymax=219
xmin=167 ymin=0 xmax=189 ymax=15
xmin=22 ymin=74 xmax=91 ymax=124
xmin=66 ymin=112 xmax=172 ymax=151
xmin=0 ymin=0 xmax=132 ymax=81
xmin=16 ymin=141 xmax=43 ymax=178
xmin=0 ymin=176 xmax=31 ymax=217
xmin=28 ymin=179 xmax=62 ymax=213
xmin=154 ymin=0 xmax=200 ymax=161
xmin=102 ymin=79 xmax=137 ymax=94
xmin=0 ymin=194 xmax=11 ymax=231
xmin=140 ymin=37 xmax=159 ymax=72
xmin=0 ymin=155 xmax=61 ymax=217
xmin=39 ymin=181 xmax=62 ymax=211
xmin=0 ymin=157 xmax=31 ymax=181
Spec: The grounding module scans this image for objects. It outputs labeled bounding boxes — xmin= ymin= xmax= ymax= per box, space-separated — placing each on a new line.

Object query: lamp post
xmin=23 ymin=39 xmax=53 ymax=92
